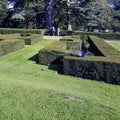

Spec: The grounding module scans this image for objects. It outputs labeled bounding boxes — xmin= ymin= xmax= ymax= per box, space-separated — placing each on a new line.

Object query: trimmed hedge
xmin=63 ymin=56 xmax=120 ymax=85
xmin=88 ymin=36 xmax=120 ymax=58
xmin=20 ymin=34 xmax=43 ymax=45
xmin=0 ymin=39 xmax=24 ymax=56
xmin=38 ymin=34 xmax=120 ymax=84
xmin=38 ymin=41 xmax=70 ymax=65
xmin=60 ymin=35 xmax=81 ymax=51
xmin=63 ymin=36 xmax=120 ymax=85
xmin=74 ymin=31 xmax=120 ymax=40
xmin=0 ymin=28 xmax=45 ymax=34
xmin=38 ymin=36 xmax=82 ymax=65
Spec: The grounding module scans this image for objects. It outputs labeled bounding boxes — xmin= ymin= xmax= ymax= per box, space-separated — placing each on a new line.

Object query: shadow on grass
xmin=29 ymin=54 xmax=64 ymax=74
xmin=48 ymin=63 xmax=64 ymax=74
xmin=28 ymin=53 xmax=39 ymax=64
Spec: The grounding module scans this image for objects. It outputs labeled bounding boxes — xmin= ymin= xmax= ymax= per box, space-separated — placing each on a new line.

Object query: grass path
xmin=0 ymin=40 xmax=120 ymax=120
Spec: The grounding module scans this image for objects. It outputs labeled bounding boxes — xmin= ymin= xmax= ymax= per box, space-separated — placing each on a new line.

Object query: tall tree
xmin=71 ymin=0 xmax=108 ymax=31
xmin=0 ymin=0 xmax=8 ymax=26
xmin=7 ymin=0 xmax=45 ymax=28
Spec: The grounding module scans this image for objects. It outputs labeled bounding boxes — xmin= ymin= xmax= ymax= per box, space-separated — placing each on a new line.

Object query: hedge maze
xmin=0 ymin=29 xmax=44 ymax=57
xmin=38 ymin=35 xmax=82 ymax=65
xmin=20 ymin=33 xmax=43 ymax=45
xmin=0 ymin=35 xmax=24 ymax=56
xmin=38 ymin=35 xmax=120 ymax=85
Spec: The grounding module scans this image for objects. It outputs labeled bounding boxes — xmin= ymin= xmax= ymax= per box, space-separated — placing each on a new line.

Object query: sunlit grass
xmin=0 ymin=40 xmax=120 ymax=120
xmin=107 ymin=42 xmax=120 ymax=52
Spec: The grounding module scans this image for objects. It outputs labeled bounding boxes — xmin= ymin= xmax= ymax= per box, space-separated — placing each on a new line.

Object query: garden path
xmin=43 ymin=35 xmax=63 ymax=40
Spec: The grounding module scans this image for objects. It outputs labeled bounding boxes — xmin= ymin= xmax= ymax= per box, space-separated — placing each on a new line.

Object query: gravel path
xmin=104 ymin=40 xmax=120 ymax=43
xmin=43 ymin=35 xmax=63 ymax=40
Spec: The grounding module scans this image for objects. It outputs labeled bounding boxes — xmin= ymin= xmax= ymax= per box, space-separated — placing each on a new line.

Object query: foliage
xmin=63 ymin=36 xmax=120 ymax=85
xmin=0 ymin=35 xmax=24 ymax=56
xmin=52 ymin=0 xmax=68 ymax=29
xmin=0 ymin=39 xmax=120 ymax=120
xmin=20 ymin=34 xmax=43 ymax=45
xmin=0 ymin=28 xmax=45 ymax=34
xmin=0 ymin=0 xmax=8 ymax=26
xmin=1 ymin=0 xmax=120 ymax=32
xmin=38 ymin=35 xmax=81 ymax=65
xmin=5 ymin=0 xmax=45 ymax=28
xmin=71 ymin=1 xmax=108 ymax=31
xmin=74 ymin=31 xmax=120 ymax=40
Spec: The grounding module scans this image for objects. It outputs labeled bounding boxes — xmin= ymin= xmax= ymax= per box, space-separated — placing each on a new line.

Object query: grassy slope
xmin=0 ymin=40 xmax=120 ymax=120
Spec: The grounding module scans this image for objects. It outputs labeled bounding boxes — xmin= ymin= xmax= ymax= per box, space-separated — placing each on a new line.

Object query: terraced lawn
xmin=0 ymin=39 xmax=120 ymax=120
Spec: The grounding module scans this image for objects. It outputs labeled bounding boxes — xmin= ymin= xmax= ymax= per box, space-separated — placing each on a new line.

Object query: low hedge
xmin=0 ymin=28 xmax=45 ymax=35
xmin=20 ymin=34 xmax=43 ymax=45
xmin=0 ymin=39 xmax=24 ymax=56
xmin=38 ymin=41 xmax=70 ymax=65
xmin=38 ymin=36 xmax=81 ymax=65
xmin=74 ymin=31 xmax=120 ymax=40
xmin=63 ymin=36 xmax=120 ymax=85
xmin=88 ymin=36 xmax=120 ymax=57
xmin=63 ymin=56 xmax=120 ymax=85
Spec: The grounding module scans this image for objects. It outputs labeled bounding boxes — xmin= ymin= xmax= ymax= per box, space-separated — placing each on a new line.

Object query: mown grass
xmin=0 ymin=40 xmax=120 ymax=120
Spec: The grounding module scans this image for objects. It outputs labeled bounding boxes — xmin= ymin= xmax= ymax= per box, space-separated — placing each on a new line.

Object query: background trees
xmin=109 ymin=0 xmax=120 ymax=32
xmin=0 ymin=0 xmax=8 ymax=26
xmin=3 ymin=0 xmax=45 ymax=28
xmin=1 ymin=0 xmax=120 ymax=32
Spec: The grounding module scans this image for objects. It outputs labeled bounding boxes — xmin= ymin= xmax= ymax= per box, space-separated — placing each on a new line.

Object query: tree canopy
xmin=1 ymin=0 xmax=120 ymax=32
xmin=0 ymin=0 xmax=8 ymax=26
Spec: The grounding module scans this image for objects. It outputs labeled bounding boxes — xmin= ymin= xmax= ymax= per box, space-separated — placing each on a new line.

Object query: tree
xmin=108 ymin=0 xmax=120 ymax=32
xmin=0 ymin=0 xmax=8 ymax=26
xmin=6 ymin=0 xmax=45 ymax=28
xmin=71 ymin=1 xmax=108 ymax=31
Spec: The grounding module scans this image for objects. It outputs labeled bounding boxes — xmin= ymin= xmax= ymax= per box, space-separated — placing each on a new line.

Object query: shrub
xmin=19 ymin=34 xmax=43 ymax=45
xmin=0 ymin=39 xmax=24 ymax=56
xmin=63 ymin=56 xmax=120 ymax=85
xmin=38 ymin=41 xmax=69 ymax=65
xmin=0 ymin=28 xmax=45 ymax=35
xmin=63 ymin=36 xmax=120 ymax=85
xmin=74 ymin=31 xmax=120 ymax=40
xmin=38 ymin=36 xmax=81 ymax=65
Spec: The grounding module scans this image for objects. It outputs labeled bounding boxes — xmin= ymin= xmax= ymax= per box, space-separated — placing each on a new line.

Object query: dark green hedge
xmin=0 ymin=40 xmax=24 ymax=56
xmin=63 ymin=56 xmax=120 ymax=85
xmin=38 ymin=41 xmax=70 ymax=65
xmin=74 ymin=31 xmax=120 ymax=40
xmin=38 ymin=36 xmax=81 ymax=65
xmin=20 ymin=34 xmax=43 ymax=45
xmin=88 ymin=36 xmax=120 ymax=58
xmin=0 ymin=28 xmax=45 ymax=34
xmin=63 ymin=36 xmax=120 ymax=85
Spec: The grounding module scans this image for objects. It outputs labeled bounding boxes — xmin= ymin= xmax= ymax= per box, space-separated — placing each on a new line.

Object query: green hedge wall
xmin=74 ymin=31 xmax=120 ymax=40
xmin=0 ymin=39 xmax=24 ymax=57
xmin=20 ymin=34 xmax=43 ymax=45
xmin=88 ymin=36 xmax=120 ymax=58
xmin=38 ymin=36 xmax=81 ymax=65
xmin=63 ymin=36 xmax=120 ymax=85
xmin=63 ymin=56 xmax=120 ymax=85
xmin=38 ymin=41 xmax=69 ymax=65
xmin=0 ymin=28 xmax=45 ymax=34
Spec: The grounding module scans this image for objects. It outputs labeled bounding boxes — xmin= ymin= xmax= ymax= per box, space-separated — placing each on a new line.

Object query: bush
xmin=38 ymin=41 xmax=69 ymax=65
xmin=38 ymin=36 xmax=81 ymax=65
xmin=74 ymin=31 xmax=120 ymax=40
xmin=0 ymin=28 xmax=45 ymax=35
xmin=20 ymin=34 xmax=43 ymax=45
xmin=63 ymin=56 xmax=120 ymax=85
xmin=20 ymin=33 xmax=31 ymax=37
xmin=63 ymin=36 xmax=120 ymax=85
xmin=0 ymin=39 xmax=24 ymax=56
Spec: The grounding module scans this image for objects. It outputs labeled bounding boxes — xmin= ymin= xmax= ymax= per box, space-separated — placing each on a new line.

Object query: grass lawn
xmin=0 ymin=40 xmax=120 ymax=120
